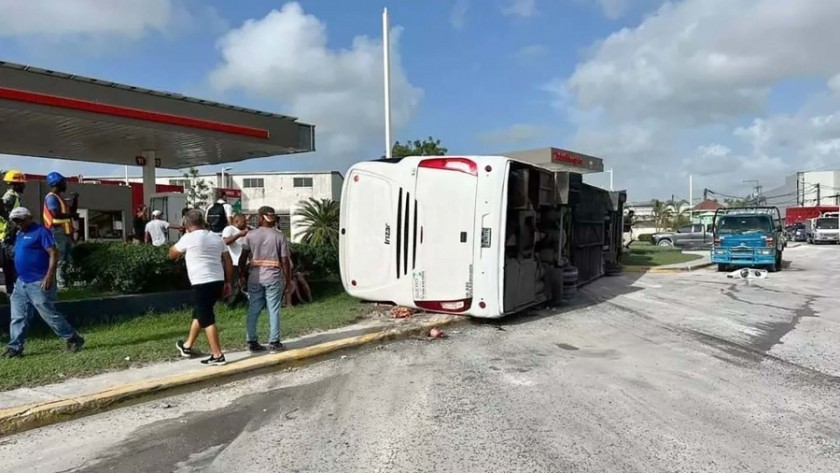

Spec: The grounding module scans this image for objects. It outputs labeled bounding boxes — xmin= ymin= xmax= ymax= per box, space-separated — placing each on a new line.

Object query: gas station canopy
xmin=504 ymin=147 xmax=604 ymax=174
xmin=0 ymin=60 xmax=315 ymax=169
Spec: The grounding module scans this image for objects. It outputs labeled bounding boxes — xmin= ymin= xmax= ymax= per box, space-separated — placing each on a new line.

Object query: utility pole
xmin=689 ymin=174 xmax=693 ymax=207
xmin=816 ymin=183 xmax=821 ymax=205
xmin=382 ymin=8 xmax=393 ymax=160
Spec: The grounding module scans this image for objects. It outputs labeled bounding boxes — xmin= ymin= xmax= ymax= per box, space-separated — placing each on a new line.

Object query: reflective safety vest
xmin=42 ymin=192 xmax=73 ymax=235
xmin=0 ymin=190 xmax=22 ymax=241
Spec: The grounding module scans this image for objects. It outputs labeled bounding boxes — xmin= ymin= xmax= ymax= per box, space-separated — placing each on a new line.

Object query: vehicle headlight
xmin=713 ymin=249 xmax=727 ymax=254
xmin=757 ymin=248 xmax=774 ymax=255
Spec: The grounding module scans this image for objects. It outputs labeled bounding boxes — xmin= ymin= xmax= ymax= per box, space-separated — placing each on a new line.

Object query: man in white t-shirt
xmin=145 ymin=210 xmax=181 ymax=246
xmin=168 ymin=210 xmax=234 ymax=366
xmin=221 ymin=214 xmax=248 ymax=306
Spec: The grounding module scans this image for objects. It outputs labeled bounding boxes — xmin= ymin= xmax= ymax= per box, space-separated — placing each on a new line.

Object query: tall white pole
xmin=608 ymin=168 xmax=614 ymax=191
xmin=124 ymin=165 xmax=129 ymax=185
xmin=383 ymin=7 xmax=393 ymax=160
xmin=220 ymin=167 xmax=225 ymax=190
xmin=689 ymin=174 xmax=693 ymax=206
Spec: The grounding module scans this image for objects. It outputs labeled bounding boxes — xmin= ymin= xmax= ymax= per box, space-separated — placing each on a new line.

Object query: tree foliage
xmin=294 ymin=198 xmax=340 ymax=248
xmin=652 ymin=199 xmax=673 ymax=232
xmin=183 ymin=167 xmax=211 ymax=210
xmin=391 ymin=137 xmax=448 ymax=158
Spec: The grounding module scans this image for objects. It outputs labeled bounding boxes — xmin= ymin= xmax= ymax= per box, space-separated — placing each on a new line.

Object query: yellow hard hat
xmin=3 ymin=170 xmax=26 ymax=184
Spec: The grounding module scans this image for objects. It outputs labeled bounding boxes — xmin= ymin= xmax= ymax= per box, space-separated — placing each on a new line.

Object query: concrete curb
xmin=0 ymin=314 xmax=466 ymax=437
xmin=623 ymin=262 xmax=714 ymax=273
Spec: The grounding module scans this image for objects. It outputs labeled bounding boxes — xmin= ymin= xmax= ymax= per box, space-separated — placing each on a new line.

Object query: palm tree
xmin=294 ymin=198 xmax=340 ymax=247
xmin=652 ymin=199 xmax=672 ymax=232
xmin=666 ymin=198 xmax=691 ymax=228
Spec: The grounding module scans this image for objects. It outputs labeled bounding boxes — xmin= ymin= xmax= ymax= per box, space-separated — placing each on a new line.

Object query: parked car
xmin=786 ymin=223 xmax=806 ymax=242
xmin=652 ymin=224 xmax=713 ymax=248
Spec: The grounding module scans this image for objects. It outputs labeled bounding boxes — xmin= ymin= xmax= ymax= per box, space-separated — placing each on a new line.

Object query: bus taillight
xmin=416 ymin=298 xmax=472 ymax=313
xmin=418 ymin=158 xmax=477 ymax=176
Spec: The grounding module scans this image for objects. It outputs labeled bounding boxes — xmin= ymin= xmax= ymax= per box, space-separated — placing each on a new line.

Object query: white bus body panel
xmin=339 ymin=156 xmax=510 ymax=318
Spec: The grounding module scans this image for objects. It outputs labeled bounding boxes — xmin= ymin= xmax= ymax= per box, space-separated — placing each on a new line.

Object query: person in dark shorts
xmin=168 ymin=210 xmax=234 ymax=365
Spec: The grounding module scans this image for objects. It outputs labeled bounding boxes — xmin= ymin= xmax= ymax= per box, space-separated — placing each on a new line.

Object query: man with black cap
xmin=239 ymin=206 xmax=291 ymax=352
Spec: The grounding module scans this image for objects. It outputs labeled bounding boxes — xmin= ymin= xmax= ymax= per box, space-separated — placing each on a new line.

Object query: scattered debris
xmin=340 ymin=355 xmax=348 ymax=360
xmin=727 ymin=268 xmax=768 ymax=285
xmin=124 ymin=356 xmax=131 ymax=362
xmin=391 ymin=306 xmax=415 ymax=319
xmin=160 ymin=403 xmax=173 ymax=409
xmin=428 ymin=327 xmax=446 ymax=339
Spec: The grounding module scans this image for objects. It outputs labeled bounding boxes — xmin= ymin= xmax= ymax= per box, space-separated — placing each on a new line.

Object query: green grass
xmin=0 ymin=282 xmax=362 ymax=391
xmin=0 ymin=287 xmax=115 ymax=305
xmin=622 ymin=242 xmax=703 ymax=267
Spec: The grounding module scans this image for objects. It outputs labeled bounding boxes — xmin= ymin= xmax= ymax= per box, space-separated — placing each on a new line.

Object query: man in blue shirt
xmin=2 ymin=207 xmax=84 ymax=359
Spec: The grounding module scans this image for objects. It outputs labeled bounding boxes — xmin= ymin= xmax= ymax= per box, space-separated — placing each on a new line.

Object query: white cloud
xmin=0 ymin=0 xmax=220 ymax=40
xmin=565 ymin=0 xmax=840 ymax=124
xmin=209 ymin=2 xmax=422 ymax=159
xmin=450 ymin=0 xmax=470 ymax=29
xmin=478 ymin=124 xmax=550 ymax=146
xmin=549 ymin=0 xmax=840 ymax=198
xmin=502 ymin=0 xmax=537 ymax=18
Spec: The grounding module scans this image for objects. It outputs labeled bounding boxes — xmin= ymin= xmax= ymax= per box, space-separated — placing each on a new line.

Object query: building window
xmin=293 ymin=177 xmax=313 ymax=188
xmin=169 ymin=179 xmax=191 ymax=188
xmin=277 ymin=212 xmax=291 ymax=237
xmin=243 ymin=178 xmax=265 ymax=188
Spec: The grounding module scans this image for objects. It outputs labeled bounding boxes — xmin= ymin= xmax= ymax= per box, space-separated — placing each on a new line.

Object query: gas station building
xmin=0 ymin=60 xmax=315 ymax=239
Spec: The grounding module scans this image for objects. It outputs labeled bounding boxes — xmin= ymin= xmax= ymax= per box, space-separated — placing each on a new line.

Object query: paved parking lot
xmin=2 ymin=245 xmax=838 ymax=473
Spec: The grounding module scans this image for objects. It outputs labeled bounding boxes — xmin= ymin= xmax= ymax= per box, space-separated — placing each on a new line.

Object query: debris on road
xmin=428 ymin=327 xmax=446 ymax=339
xmin=727 ymin=268 xmax=768 ymax=285
xmin=391 ymin=306 xmax=415 ymax=319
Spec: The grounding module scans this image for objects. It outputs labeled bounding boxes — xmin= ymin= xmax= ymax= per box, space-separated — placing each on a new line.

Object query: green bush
xmin=291 ymin=242 xmax=339 ymax=280
xmin=67 ymin=242 xmax=190 ymax=294
xmin=637 ymin=233 xmax=653 ymax=242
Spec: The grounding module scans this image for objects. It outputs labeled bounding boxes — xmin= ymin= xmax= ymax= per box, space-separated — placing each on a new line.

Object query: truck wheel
xmin=657 ymin=239 xmax=673 ymax=247
xmin=717 ymin=264 xmax=729 ymax=272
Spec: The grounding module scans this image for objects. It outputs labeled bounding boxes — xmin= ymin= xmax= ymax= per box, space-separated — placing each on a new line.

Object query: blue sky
xmin=2 ymin=0 xmax=840 ymax=200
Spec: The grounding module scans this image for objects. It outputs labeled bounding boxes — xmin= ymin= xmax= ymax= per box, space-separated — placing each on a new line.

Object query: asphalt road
xmin=2 ymin=245 xmax=839 ymax=473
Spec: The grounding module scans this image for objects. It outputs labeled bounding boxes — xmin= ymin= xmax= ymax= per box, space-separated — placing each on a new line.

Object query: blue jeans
xmin=8 ymin=279 xmax=78 ymax=352
xmin=246 ymin=280 xmax=284 ymax=343
xmin=52 ymin=230 xmax=73 ymax=288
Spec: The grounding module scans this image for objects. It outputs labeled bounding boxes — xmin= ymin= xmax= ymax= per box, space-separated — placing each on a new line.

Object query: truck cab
xmin=711 ymin=207 xmax=783 ymax=272
xmin=807 ymin=212 xmax=840 ymax=244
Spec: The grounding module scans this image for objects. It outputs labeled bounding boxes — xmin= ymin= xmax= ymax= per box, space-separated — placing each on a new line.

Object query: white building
xmin=95 ymin=171 xmax=343 ymax=241
xmin=763 ymin=170 xmax=840 ymax=216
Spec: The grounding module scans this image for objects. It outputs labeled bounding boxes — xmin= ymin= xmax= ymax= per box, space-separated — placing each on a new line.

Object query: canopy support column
xmin=141 ymin=150 xmax=156 ymax=207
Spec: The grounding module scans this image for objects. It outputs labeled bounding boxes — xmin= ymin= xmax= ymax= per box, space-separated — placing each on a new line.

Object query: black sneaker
xmin=176 ymin=340 xmax=196 ymax=358
xmin=268 ymin=341 xmax=286 ymax=353
xmin=248 ymin=341 xmax=267 ymax=352
xmin=67 ymin=335 xmax=85 ymax=353
xmin=2 ymin=348 xmax=23 ymax=359
xmin=201 ymin=354 xmax=227 ymax=366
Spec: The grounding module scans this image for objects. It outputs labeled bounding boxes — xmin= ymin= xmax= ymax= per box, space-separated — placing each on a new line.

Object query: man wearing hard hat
xmin=0 ymin=170 xmax=26 ymax=294
xmin=42 ymin=172 xmax=78 ymax=288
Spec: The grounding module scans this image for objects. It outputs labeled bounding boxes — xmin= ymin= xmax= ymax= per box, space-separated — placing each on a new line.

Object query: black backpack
xmin=206 ymin=203 xmax=228 ymax=233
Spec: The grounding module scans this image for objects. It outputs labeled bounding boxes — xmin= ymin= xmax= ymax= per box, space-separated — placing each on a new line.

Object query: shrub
xmin=637 ymin=233 xmax=653 ymax=242
xmin=291 ymin=242 xmax=339 ymax=281
xmin=67 ymin=242 xmax=190 ymax=294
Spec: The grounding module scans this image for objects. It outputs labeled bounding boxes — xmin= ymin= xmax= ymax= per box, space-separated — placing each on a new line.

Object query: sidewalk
xmin=0 ymin=313 xmax=458 ymax=412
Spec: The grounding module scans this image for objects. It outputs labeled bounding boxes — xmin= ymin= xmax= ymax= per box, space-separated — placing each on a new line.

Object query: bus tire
xmin=562 ymin=266 xmax=579 ymax=284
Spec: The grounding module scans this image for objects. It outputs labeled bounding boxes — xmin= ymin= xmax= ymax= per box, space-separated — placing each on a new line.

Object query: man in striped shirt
xmin=239 ymin=206 xmax=291 ymax=353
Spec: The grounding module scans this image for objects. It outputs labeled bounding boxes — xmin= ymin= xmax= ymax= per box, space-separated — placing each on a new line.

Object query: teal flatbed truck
xmin=711 ymin=207 xmax=784 ymax=272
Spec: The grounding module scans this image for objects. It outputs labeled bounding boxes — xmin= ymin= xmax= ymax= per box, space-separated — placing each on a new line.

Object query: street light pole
xmin=383 ymin=7 xmax=393 ymax=160
xmin=607 ymin=168 xmax=614 ymax=191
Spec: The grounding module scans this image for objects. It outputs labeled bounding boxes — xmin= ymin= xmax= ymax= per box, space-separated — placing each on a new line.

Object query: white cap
xmin=9 ymin=207 xmax=31 ymax=220
xmin=151 ymin=210 xmax=162 ymax=217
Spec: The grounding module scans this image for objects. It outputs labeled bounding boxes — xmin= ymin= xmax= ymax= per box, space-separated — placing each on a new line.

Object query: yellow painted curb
xmin=0 ymin=314 xmax=465 ymax=437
